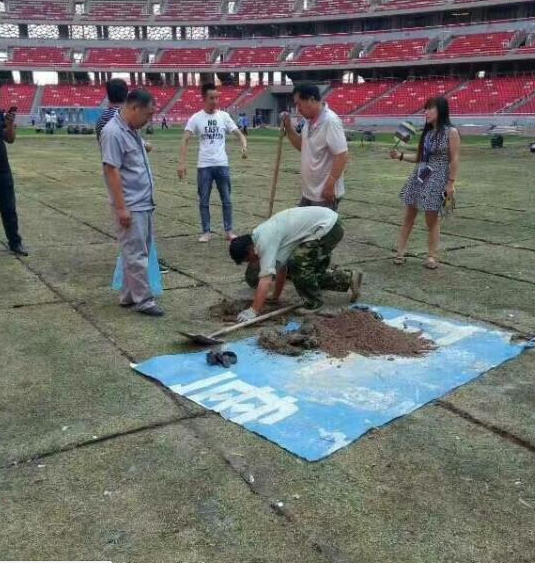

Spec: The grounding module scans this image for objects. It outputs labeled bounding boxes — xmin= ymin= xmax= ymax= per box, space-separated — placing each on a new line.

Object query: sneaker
xmin=349 ymin=270 xmax=364 ymax=303
xmin=9 ymin=243 xmax=28 ymax=256
xmin=137 ymin=304 xmax=165 ymax=317
xmin=225 ymin=231 xmax=237 ymax=241
xmin=198 ymin=233 xmax=211 ymax=243
xmin=296 ymin=304 xmax=323 ymax=316
xmin=159 ymin=265 xmax=170 ymax=274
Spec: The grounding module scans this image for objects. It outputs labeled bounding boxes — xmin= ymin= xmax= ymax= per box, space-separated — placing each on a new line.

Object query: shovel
xmin=178 ymin=304 xmax=300 ymax=346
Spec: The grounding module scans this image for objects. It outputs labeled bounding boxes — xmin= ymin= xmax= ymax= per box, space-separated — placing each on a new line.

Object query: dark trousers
xmin=0 ymin=172 xmax=21 ymax=249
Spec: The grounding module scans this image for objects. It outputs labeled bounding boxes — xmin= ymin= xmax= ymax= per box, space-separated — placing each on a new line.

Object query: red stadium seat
xmin=81 ymin=48 xmax=142 ymax=67
xmin=324 ymin=82 xmax=395 ymax=114
xmin=434 ymin=32 xmax=516 ymax=59
xmin=360 ymin=38 xmax=429 ymax=63
xmin=42 ymin=85 xmax=106 ymax=107
xmin=359 ymin=78 xmax=462 ymax=115
xmin=8 ymin=47 xmax=71 ymax=67
xmin=158 ymin=49 xmax=216 ymax=67
xmin=291 ymin=44 xmax=356 ymax=66
xmin=0 ymin=84 xmax=38 ymax=113
xmin=167 ymin=86 xmax=246 ymax=121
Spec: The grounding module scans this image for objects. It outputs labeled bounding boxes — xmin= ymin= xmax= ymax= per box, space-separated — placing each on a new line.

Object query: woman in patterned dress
xmin=390 ymin=96 xmax=461 ymax=269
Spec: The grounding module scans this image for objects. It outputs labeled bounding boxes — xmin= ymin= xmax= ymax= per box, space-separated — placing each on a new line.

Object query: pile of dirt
xmin=258 ymin=310 xmax=435 ymax=359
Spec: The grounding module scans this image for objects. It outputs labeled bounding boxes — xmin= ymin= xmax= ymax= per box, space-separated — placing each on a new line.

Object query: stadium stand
xmin=0 ymin=84 xmax=38 ymax=113
xmin=359 ymin=78 xmax=462 ymax=115
xmin=512 ymin=96 xmax=535 ymax=114
xmin=434 ymin=32 xmax=517 ymax=59
xmin=446 ymin=76 xmax=535 ymax=114
xmin=324 ymin=82 xmax=395 ymax=114
xmin=158 ymin=48 xmax=215 ymax=67
xmin=227 ymin=0 xmax=296 ymax=20
xmin=360 ymin=38 xmax=430 ymax=63
xmin=158 ymin=0 xmax=223 ymax=20
xmin=143 ymin=86 xmax=178 ymax=111
xmin=42 ymin=85 xmax=105 ymax=107
xmin=167 ymin=85 xmax=245 ymax=120
xmin=291 ymin=43 xmax=356 ymax=66
xmin=87 ymin=1 xmax=148 ymax=20
xmin=8 ymin=48 xmax=72 ymax=67
xmin=81 ymin=48 xmax=142 ymax=67
xmin=223 ymin=47 xmax=284 ymax=67
xmin=235 ymin=86 xmax=268 ymax=109
xmin=3 ymin=0 xmax=72 ymax=20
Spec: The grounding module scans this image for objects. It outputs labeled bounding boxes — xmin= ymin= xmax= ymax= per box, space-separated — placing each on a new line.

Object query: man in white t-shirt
xmin=282 ymin=82 xmax=349 ymax=211
xmin=229 ymin=207 xmax=361 ymax=320
xmin=177 ymin=82 xmax=247 ymax=243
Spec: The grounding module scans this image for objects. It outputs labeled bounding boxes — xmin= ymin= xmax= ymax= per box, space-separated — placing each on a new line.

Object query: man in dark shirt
xmin=96 ymin=78 xmax=129 ymax=142
xmin=0 ymin=108 xmax=26 ymax=256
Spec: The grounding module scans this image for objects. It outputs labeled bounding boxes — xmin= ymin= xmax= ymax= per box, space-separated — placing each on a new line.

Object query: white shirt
xmin=185 ymin=109 xmax=238 ymax=168
xmin=252 ymin=207 xmax=338 ymax=278
xmin=300 ymin=104 xmax=348 ymax=201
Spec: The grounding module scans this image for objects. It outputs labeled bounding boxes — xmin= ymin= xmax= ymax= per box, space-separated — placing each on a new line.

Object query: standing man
xmin=161 ymin=116 xmax=169 ymax=130
xmin=96 ymin=78 xmax=129 ymax=142
xmin=101 ymin=89 xmax=163 ymax=317
xmin=229 ymin=207 xmax=361 ymax=319
xmin=0 ymin=108 xmax=27 ymax=256
xmin=282 ymin=82 xmax=349 ymax=211
xmin=177 ymin=82 xmax=248 ymax=243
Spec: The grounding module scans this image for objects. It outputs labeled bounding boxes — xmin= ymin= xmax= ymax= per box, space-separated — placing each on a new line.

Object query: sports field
xmin=2 ymin=128 xmax=535 ymax=562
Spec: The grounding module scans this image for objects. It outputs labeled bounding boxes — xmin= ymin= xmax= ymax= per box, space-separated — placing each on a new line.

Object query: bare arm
xmin=282 ymin=114 xmax=302 ymax=151
xmin=104 ymin=164 xmax=131 ymax=228
xmin=447 ymin=128 xmax=461 ymax=196
xmin=252 ymin=276 xmax=272 ymax=314
xmin=232 ymin=128 xmax=248 ymax=157
xmin=3 ymin=111 xmax=16 ymax=144
xmin=322 ymin=150 xmax=349 ymax=204
xmin=272 ymin=267 xmax=287 ymax=301
xmin=177 ymin=130 xmax=193 ymax=179
xmin=390 ymin=148 xmax=418 ymax=163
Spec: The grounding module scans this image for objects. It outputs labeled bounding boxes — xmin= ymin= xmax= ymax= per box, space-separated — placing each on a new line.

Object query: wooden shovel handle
xmin=267 ymin=122 xmax=286 ymax=218
xmin=209 ymin=304 xmax=299 ymax=339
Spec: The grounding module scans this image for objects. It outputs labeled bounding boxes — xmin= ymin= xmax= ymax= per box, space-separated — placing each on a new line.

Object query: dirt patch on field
xmin=258 ymin=310 xmax=435 ymax=359
xmin=208 ymin=299 xmax=287 ymax=323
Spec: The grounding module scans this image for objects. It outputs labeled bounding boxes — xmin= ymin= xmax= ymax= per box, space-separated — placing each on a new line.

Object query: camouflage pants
xmin=291 ymin=219 xmax=352 ymax=309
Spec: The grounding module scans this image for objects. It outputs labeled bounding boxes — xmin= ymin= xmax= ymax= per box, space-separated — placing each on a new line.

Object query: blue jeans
xmin=197 ymin=166 xmax=233 ymax=233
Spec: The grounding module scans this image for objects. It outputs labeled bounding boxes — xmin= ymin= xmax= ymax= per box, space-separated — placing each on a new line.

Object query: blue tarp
xmin=133 ymin=306 xmax=527 ymax=461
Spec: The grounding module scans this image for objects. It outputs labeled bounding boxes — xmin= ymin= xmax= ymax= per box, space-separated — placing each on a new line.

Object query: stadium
xmin=1 ymin=0 xmax=535 ymax=128
xmin=1 ymin=1 xmax=535 ymax=562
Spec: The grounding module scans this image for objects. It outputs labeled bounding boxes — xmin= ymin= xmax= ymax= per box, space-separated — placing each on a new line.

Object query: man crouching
xmin=229 ymin=207 xmax=361 ymax=322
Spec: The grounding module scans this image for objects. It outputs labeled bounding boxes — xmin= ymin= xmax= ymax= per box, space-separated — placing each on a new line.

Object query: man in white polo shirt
xmin=177 ymin=82 xmax=248 ymax=243
xmin=282 ymin=82 xmax=349 ymax=211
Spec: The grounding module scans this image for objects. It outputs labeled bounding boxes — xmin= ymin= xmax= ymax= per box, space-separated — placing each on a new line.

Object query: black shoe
xmin=10 ymin=243 xmax=28 ymax=256
xmin=137 ymin=305 xmax=165 ymax=317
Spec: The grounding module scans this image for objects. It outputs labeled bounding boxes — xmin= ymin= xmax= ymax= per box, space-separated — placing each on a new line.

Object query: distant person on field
xmin=238 ymin=113 xmax=249 ymax=136
xmin=390 ymin=96 xmax=460 ymax=270
xmin=0 ymin=108 xmax=27 ymax=256
xmin=101 ymin=89 xmax=163 ymax=317
xmin=96 ymin=78 xmax=129 ymax=143
xmin=161 ymin=116 xmax=169 ymax=130
xmin=45 ymin=111 xmax=52 ymax=132
xmin=281 ymin=82 xmax=349 ymax=212
xmin=177 ymin=82 xmax=248 ymax=243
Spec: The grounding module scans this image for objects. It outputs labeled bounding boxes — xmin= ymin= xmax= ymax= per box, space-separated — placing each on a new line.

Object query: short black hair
xmin=106 ymin=78 xmax=128 ymax=104
xmin=229 ymin=234 xmax=253 ymax=265
xmin=125 ymin=88 xmax=155 ymax=108
xmin=201 ymin=82 xmax=217 ymax=98
xmin=292 ymin=82 xmax=321 ymax=102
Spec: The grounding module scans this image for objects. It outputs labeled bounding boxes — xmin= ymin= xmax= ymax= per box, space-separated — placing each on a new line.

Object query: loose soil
xmin=208 ymin=298 xmax=287 ymax=323
xmin=259 ymin=310 xmax=435 ymax=359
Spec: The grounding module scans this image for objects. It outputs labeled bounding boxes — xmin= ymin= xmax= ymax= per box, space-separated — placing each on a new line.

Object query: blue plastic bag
xmin=112 ymin=241 xmax=163 ymax=296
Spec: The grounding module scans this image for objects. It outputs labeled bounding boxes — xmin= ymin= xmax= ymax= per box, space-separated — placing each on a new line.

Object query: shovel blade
xmin=178 ymin=330 xmax=224 ymax=346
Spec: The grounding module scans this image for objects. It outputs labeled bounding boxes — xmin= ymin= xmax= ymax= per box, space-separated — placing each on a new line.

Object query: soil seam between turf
xmin=1 ymin=413 xmax=212 ymax=471
xmin=438 ymin=401 xmax=535 ymax=454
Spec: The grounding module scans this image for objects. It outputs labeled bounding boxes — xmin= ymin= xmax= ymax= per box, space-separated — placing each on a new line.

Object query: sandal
xmin=393 ymin=255 xmax=406 ymax=265
xmin=425 ymin=257 xmax=439 ymax=270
